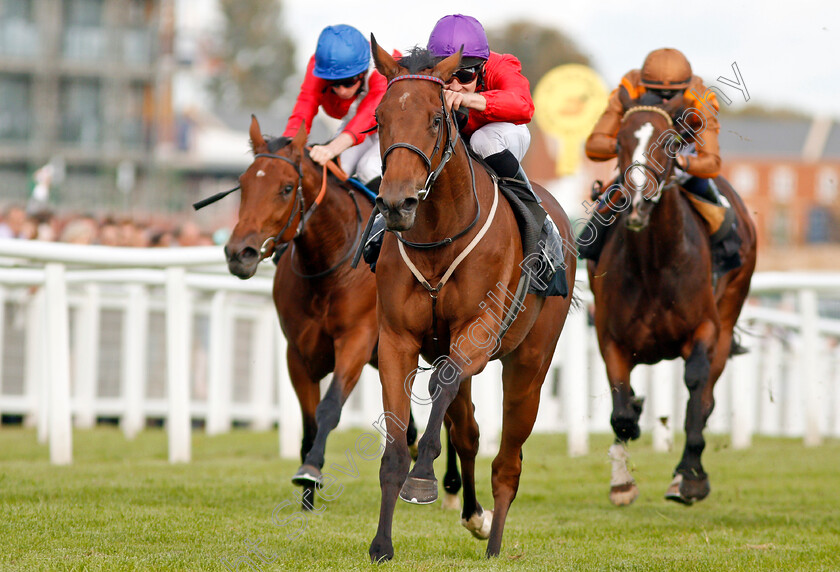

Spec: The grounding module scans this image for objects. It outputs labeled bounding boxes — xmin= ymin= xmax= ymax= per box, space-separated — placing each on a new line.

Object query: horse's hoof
xmin=291 ymin=464 xmax=322 ymax=487
xmin=442 ymin=492 xmax=461 ymax=511
xmin=462 ymin=508 xmax=493 ymax=540
xmin=664 ymin=474 xmax=693 ymax=505
xmin=399 ymin=477 xmax=438 ymax=504
xmin=409 ymin=442 xmax=419 ymax=461
xmin=369 ymin=539 xmax=394 ymax=563
xmin=609 ymin=481 xmax=639 ymax=506
xmin=680 ymin=475 xmax=711 ymax=502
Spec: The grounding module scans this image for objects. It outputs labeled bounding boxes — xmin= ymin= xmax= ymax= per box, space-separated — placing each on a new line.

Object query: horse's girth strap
xmin=397 ymin=179 xmax=500 ymax=293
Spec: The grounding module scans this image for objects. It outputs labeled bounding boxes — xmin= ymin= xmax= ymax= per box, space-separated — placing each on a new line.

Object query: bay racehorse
xmin=222 ymin=117 xmax=460 ymax=510
xmin=367 ymin=42 xmax=577 ymax=561
xmin=587 ymin=93 xmax=757 ymax=506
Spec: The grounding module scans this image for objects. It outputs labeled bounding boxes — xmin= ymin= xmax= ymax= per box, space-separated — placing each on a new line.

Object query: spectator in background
xmin=0 ymin=205 xmax=30 ymax=239
xmin=59 ymin=217 xmax=98 ymax=244
xmin=175 ymin=221 xmax=202 ymax=247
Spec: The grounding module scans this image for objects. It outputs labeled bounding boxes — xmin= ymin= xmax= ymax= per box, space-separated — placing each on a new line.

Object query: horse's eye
xmin=282 ymin=184 xmax=294 ymax=195
xmin=432 ymin=116 xmax=442 ymax=131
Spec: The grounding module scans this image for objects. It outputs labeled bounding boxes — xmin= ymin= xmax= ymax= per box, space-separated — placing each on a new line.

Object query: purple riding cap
xmin=427 ymin=14 xmax=490 ymax=62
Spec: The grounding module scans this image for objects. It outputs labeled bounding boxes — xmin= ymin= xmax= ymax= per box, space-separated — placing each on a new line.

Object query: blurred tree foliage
xmin=486 ymin=21 xmax=591 ymax=86
xmin=209 ymin=0 xmax=295 ymax=109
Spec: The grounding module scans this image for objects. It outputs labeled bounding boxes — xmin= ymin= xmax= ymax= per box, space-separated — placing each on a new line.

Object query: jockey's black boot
xmin=362 ymin=213 xmax=386 ymax=272
xmin=683 ymin=176 xmax=743 ymax=280
xmin=365 ymin=176 xmax=382 ymax=194
xmin=484 ymin=149 xmax=541 ymax=204
xmin=577 ymin=213 xmax=613 ymax=263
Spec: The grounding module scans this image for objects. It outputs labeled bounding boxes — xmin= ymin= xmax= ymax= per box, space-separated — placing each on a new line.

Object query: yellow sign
xmin=533 ymin=64 xmax=608 ymax=176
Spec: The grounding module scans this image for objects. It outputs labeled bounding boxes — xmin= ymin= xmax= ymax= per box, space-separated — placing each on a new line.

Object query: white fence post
xmin=563 ymin=308 xmax=589 ymax=456
xmin=45 ymin=263 xmax=73 ymax=465
xmin=73 ymin=283 xmax=100 ymax=429
xmin=731 ymin=347 xmax=759 ymax=449
xmin=206 ymin=291 xmax=232 ymax=435
xmin=25 ymin=288 xmax=47 ymax=439
xmin=251 ymin=308 xmax=275 ymax=431
xmin=799 ymin=289 xmax=822 ymax=447
xmin=0 ymin=285 xmax=5 ymax=396
xmin=758 ymin=332 xmax=783 ymax=436
xmin=275 ymin=321 xmax=301 ymax=459
xmin=651 ymin=361 xmax=675 ymax=452
xmin=166 ymin=267 xmax=192 ymax=463
xmin=474 ymin=360 xmax=502 ymax=458
xmin=122 ymin=284 xmax=149 ymax=439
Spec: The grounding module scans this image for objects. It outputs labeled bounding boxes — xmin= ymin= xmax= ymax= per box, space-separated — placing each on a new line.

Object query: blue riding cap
xmin=314 ymin=24 xmax=370 ymax=80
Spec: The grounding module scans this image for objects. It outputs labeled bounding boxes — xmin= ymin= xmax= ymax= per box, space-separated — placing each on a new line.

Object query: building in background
xmin=0 ymin=0 xmax=174 ymax=213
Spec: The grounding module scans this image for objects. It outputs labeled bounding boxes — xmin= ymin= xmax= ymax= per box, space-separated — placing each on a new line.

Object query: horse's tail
xmin=569 ymin=282 xmax=585 ymax=313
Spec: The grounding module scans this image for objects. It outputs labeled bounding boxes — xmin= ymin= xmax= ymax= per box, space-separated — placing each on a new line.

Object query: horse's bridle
xmin=381 ymin=74 xmax=460 ymax=201
xmin=378 ymin=74 xmax=482 ymax=250
xmin=252 ymin=152 xmax=308 ymax=258
xmin=619 ymin=106 xmax=681 ymax=204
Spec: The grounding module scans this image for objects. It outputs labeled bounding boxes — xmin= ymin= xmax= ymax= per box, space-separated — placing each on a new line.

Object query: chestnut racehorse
xmin=223 ymin=117 xmax=460 ymax=510
xmin=367 ymin=43 xmax=577 ymax=561
xmin=587 ymin=94 xmax=757 ymax=506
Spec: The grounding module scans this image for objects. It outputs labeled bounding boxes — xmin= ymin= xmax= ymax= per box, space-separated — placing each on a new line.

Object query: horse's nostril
xmin=240 ymin=246 xmax=258 ymax=261
xmin=401 ymin=197 xmax=418 ymax=213
xmin=375 ymin=197 xmax=388 ymax=213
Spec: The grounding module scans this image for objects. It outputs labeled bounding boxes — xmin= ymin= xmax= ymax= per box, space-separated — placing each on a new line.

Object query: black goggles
xmin=330 ymin=74 xmax=363 ymax=88
xmin=448 ymin=66 xmax=481 ymax=85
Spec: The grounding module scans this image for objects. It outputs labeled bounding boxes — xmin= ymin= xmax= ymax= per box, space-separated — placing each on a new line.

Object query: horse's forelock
xmin=266 ymin=136 xmax=292 ymax=154
xmin=398 ymin=47 xmax=437 ymax=74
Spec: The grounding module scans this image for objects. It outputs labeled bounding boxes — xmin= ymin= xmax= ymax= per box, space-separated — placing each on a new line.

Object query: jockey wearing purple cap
xmin=427 ymin=14 xmax=537 ymax=201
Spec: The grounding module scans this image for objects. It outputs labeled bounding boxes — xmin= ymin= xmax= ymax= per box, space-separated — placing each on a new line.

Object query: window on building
xmin=817 ymin=168 xmax=838 ymax=206
xmin=731 ymin=165 xmax=757 ymax=197
xmin=0 ymin=0 xmax=39 ymax=57
xmin=62 ymin=0 xmax=105 ymax=61
xmin=0 ymin=75 xmax=31 ymax=141
xmin=771 ymin=209 xmax=791 ymax=246
xmin=771 ymin=166 xmax=796 ymax=204
xmin=121 ymin=82 xmax=149 ymax=149
xmin=60 ymin=78 xmax=101 ymax=147
xmin=806 ymin=207 xmax=833 ymax=244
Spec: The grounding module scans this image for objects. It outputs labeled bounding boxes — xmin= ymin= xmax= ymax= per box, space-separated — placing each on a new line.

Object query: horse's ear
xmin=433 ymin=47 xmax=463 ymax=83
xmin=289 ymin=123 xmax=307 ymax=159
xmin=371 ymin=34 xmax=401 ymax=80
xmin=249 ymin=114 xmax=267 ymax=154
xmin=618 ymin=86 xmax=636 ymax=111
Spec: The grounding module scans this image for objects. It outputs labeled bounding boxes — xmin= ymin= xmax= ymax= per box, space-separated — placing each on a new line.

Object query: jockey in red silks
xmin=283 ymin=24 xmax=384 ymax=189
xmin=426 ymin=14 xmax=540 ymax=205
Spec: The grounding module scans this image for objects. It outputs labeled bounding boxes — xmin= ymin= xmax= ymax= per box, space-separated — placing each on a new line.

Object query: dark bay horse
xmin=367 ymin=42 xmax=577 ymax=561
xmin=224 ymin=117 xmax=460 ymax=510
xmin=587 ymin=94 xmax=757 ymax=506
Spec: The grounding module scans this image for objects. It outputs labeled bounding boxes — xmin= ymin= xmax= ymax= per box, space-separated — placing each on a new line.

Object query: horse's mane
xmin=398 ymin=47 xmax=437 ymax=74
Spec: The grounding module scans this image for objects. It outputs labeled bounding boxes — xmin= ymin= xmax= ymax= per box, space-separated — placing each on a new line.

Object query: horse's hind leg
xmin=286 ymin=346 xmax=320 ymax=510
xmin=485 ymin=355 xmax=551 ymax=557
xmin=442 ymin=423 xmax=462 ymax=511
xmin=293 ymin=333 xmax=373 ymax=488
xmin=443 ymin=378 xmax=484 ymax=528
xmin=602 ymin=341 xmax=642 ymax=506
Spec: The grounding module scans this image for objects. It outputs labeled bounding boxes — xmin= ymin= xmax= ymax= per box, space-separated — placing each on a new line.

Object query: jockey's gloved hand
xmin=454 ymin=108 xmax=469 ymax=131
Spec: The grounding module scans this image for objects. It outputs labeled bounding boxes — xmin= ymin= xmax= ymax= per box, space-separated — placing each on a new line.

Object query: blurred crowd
xmin=0 ymin=205 xmax=226 ymax=247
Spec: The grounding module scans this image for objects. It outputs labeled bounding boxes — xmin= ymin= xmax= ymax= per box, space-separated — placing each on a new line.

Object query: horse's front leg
xmin=669 ymin=322 xmax=718 ymax=504
xmin=399 ymin=347 xmax=487 ymax=505
xmin=369 ymin=328 xmax=419 ymax=563
xmin=286 ymin=345 xmax=320 ymax=511
xmin=602 ymin=340 xmax=642 ymax=506
xmin=293 ymin=330 xmax=376 ymax=487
